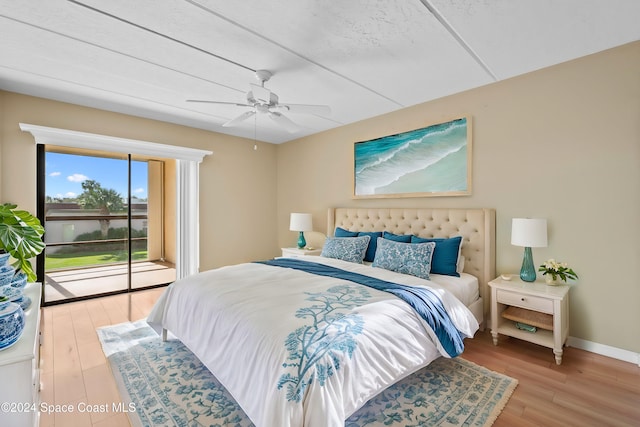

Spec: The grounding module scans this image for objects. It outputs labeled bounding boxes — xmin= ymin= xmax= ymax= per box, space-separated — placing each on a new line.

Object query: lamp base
xmin=519 ymin=247 xmax=537 ymax=282
xmin=297 ymin=231 xmax=306 ymax=249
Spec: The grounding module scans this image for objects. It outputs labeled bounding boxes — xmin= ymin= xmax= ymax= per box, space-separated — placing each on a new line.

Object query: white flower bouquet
xmin=538 ymin=259 xmax=578 ymax=282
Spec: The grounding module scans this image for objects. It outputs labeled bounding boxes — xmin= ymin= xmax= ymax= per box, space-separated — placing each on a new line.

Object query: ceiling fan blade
xmin=277 ymin=103 xmax=331 ymax=117
xmin=250 ymin=83 xmax=271 ymax=103
xmin=223 ymin=110 xmax=256 ymax=127
xmin=268 ymin=112 xmax=300 ymax=133
xmin=187 ymin=100 xmax=252 ymax=108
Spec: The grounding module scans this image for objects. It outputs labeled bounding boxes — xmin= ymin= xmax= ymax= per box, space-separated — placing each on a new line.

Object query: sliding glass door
xmin=39 ymin=148 xmax=175 ymax=304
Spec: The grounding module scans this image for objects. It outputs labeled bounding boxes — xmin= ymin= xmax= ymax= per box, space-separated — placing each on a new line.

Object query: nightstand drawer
xmin=496 ymin=289 xmax=553 ymax=313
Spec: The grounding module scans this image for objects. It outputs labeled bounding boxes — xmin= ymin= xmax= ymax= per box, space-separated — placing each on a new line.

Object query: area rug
xmin=98 ymin=321 xmax=517 ymax=427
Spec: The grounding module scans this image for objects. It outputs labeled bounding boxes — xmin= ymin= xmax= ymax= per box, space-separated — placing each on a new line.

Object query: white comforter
xmin=147 ymin=256 xmax=478 ymax=427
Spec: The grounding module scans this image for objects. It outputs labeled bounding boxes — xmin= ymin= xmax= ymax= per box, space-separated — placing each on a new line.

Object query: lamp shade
xmin=511 ymin=218 xmax=547 ymax=248
xmin=289 ymin=213 xmax=313 ymax=232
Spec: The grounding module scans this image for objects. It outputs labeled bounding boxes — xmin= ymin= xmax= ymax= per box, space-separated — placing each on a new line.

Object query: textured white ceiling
xmin=0 ymin=0 xmax=638 ymax=143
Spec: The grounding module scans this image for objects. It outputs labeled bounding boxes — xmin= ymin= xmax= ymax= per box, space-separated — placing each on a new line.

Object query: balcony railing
xmin=44 ymin=212 xmax=149 ymax=271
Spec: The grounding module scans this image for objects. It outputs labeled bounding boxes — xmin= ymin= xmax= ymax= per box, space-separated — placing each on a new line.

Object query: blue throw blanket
xmin=257 ymin=258 xmax=465 ymax=357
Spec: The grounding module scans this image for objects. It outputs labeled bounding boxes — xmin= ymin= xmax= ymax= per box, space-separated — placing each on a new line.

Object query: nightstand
xmin=489 ymin=276 xmax=570 ymax=365
xmin=281 ymin=247 xmax=322 ymax=257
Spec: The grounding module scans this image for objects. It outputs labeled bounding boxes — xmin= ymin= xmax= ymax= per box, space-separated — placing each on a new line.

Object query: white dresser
xmin=0 ymin=283 xmax=41 ymax=427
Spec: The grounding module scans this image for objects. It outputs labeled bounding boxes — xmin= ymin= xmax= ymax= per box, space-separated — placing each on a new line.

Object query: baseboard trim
xmin=567 ymin=336 xmax=640 ymax=366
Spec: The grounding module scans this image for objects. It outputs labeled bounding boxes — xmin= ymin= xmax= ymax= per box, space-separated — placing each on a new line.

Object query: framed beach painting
xmin=353 ymin=116 xmax=472 ymax=198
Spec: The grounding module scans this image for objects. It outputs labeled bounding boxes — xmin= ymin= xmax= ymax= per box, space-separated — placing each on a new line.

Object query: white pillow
xmin=457 ymin=255 xmax=465 ymax=273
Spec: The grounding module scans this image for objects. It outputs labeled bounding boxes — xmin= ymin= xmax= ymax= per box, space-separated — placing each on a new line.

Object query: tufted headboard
xmin=327 ymin=207 xmax=496 ymax=318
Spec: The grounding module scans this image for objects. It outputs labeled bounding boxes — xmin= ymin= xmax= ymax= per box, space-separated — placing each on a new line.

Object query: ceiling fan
xmin=187 ymin=70 xmax=331 ymax=133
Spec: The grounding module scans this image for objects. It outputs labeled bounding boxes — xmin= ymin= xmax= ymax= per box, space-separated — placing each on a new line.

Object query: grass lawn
xmin=46 ymin=250 xmax=148 ymax=270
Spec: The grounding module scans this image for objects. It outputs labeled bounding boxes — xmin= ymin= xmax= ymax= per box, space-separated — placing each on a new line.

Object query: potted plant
xmin=0 ymin=203 xmax=45 ymax=282
xmin=538 ymin=258 xmax=578 ymax=285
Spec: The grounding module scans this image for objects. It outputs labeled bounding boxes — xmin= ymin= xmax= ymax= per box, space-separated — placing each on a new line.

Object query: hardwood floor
xmin=463 ymin=332 xmax=640 ymax=426
xmin=39 ymin=289 xmax=640 ymax=427
xmin=39 ymin=287 xmax=165 ymax=427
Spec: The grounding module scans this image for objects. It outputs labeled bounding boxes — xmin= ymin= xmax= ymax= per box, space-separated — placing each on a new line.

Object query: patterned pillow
xmin=335 ymin=228 xmax=382 ymax=262
xmin=321 ymin=235 xmax=371 ymax=264
xmin=372 ymin=238 xmax=436 ymax=280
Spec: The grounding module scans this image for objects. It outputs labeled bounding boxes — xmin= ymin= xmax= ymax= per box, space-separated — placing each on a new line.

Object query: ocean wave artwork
xmin=354 ymin=117 xmax=470 ymax=197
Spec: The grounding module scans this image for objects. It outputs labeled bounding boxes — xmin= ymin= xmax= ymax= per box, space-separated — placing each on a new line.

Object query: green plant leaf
xmin=0 ymin=204 xmax=45 ymax=282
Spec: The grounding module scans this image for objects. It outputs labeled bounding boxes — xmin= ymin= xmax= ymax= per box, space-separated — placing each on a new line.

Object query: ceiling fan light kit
xmin=187 ymin=70 xmax=331 ymax=134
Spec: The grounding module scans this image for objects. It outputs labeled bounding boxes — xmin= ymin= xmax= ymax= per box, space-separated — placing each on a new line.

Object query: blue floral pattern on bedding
xmin=278 ymin=285 xmax=369 ymax=402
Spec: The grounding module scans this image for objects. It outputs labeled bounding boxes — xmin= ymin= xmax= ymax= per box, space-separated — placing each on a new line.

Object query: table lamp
xmin=511 ymin=218 xmax=547 ymax=282
xmin=289 ymin=213 xmax=313 ymax=249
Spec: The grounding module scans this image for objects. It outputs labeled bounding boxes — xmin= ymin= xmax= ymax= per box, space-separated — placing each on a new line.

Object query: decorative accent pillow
xmin=372 ymin=238 xmax=436 ymax=280
xmin=382 ymin=231 xmax=412 ymax=243
xmin=334 ymin=227 xmax=358 ymax=237
xmin=457 ymin=255 xmax=465 ymax=274
xmin=410 ymin=235 xmax=463 ymax=277
xmin=334 ymin=227 xmax=382 ymax=262
xmin=357 ymin=231 xmax=383 ymax=262
xmin=321 ymin=235 xmax=371 ymax=264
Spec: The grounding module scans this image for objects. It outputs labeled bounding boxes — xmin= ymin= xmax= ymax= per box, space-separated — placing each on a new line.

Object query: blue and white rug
xmin=98 ymin=320 xmax=517 ymax=427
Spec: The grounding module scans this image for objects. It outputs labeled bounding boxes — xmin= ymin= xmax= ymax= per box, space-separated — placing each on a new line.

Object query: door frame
xmin=22 ymin=123 xmax=212 ymax=304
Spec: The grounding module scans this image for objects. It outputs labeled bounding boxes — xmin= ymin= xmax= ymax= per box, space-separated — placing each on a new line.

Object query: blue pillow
xmin=372 ymin=238 xmax=435 ymax=280
xmin=357 ymin=231 xmax=383 ymax=262
xmin=321 ymin=235 xmax=371 ymax=264
xmin=334 ymin=227 xmax=382 ymax=262
xmin=335 ymin=227 xmax=358 ymax=237
xmin=410 ymin=235 xmax=462 ymax=277
xmin=382 ymin=231 xmax=412 ymax=243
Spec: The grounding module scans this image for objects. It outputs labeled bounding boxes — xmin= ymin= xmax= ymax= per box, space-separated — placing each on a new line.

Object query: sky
xmin=46 ymin=152 xmax=148 ymax=200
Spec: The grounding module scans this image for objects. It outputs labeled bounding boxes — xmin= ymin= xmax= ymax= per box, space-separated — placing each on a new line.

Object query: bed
xmin=148 ymin=207 xmax=495 ymax=427
xmin=328 ymin=207 xmax=495 ymax=326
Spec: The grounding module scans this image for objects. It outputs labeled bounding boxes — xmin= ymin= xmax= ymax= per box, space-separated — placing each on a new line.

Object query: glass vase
xmin=519 ymin=247 xmax=536 ymax=282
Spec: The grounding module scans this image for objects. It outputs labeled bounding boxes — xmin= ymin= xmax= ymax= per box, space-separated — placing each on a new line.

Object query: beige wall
xmin=163 ymin=160 xmax=177 ymax=264
xmin=146 ymin=160 xmax=164 ymax=261
xmin=0 ymin=91 xmax=279 ymax=272
xmin=277 ymin=41 xmax=640 ymax=354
